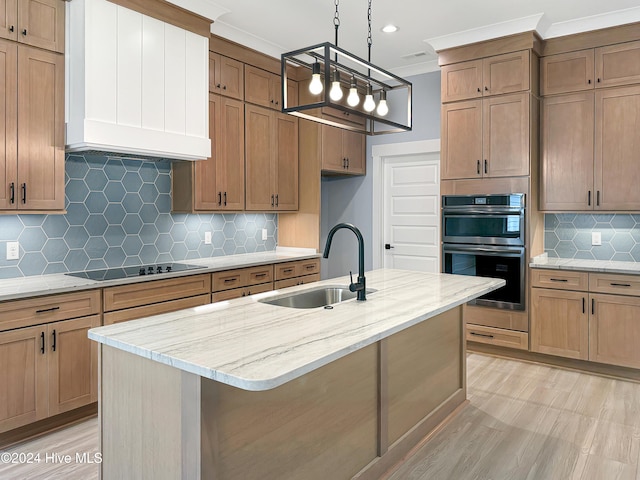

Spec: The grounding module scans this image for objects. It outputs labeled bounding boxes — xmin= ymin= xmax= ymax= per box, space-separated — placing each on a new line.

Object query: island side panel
xmin=100 ymin=346 xmax=201 ymax=479
xmin=200 ymin=343 xmax=379 ymax=480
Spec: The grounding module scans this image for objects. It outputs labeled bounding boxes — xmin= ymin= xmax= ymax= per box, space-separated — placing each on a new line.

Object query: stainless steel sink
xmin=259 ymin=285 xmax=376 ymax=309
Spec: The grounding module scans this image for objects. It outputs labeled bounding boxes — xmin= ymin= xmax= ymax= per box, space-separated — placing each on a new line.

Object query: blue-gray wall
xmin=321 ymin=71 xmax=442 ymax=278
xmin=0 ymin=154 xmax=277 ymax=279
xmin=545 ymin=213 xmax=640 ymax=261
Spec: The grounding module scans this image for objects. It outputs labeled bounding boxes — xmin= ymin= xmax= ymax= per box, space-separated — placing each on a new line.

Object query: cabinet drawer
xmin=589 ymin=273 xmax=640 ymax=296
xmin=213 ymin=270 xmax=243 ymax=291
xmin=103 ymin=274 xmax=211 ymax=312
xmin=213 ymin=265 xmax=274 ymax=292
xmin=531 ymin=269 xmax=589 ymax=291
xmin=275 ymin=273 xmax=321 ymax=290
xmin=466 ymin=324 xmax=528 ymax=350
xmin=275 ymin=258 xmax=320 ymax=280
xmin=103 ymin=294 xmax=211 ymax=325
xmin=212 ymin=282 xmax=273 ymax=302
xmin=0 ymin=290 xmax=101 ymax=332
xmin=245 ymin=265 xmax=273 ymax=286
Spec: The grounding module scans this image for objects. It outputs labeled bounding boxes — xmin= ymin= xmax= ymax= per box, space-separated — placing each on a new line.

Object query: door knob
xmin=385 ymin=244 xmax=394 ymax=250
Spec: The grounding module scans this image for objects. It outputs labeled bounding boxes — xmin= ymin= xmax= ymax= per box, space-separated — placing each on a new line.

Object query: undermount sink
xmin=259 ymin=285 xmax=376 ymax=309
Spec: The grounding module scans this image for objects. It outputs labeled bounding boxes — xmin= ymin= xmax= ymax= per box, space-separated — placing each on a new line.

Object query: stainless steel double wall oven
xmin=442 ymin=193 xmax=526 ymax=310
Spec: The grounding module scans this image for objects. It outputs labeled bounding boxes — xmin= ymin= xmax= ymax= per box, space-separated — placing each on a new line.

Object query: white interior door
xmin=383 ymin=153 xmax=440 ymax=272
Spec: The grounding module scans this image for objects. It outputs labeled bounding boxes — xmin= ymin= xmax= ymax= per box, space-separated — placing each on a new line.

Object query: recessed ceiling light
xmin=381 ymin=24 xmax=398 ymax=33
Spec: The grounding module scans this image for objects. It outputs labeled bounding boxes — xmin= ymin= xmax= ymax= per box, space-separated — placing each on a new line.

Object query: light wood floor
xmin=3 ymin=353 xmax=640 ymax=479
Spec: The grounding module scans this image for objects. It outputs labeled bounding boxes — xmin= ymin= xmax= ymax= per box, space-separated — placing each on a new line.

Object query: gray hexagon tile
xmin=0 ymin=153 xmax=277 ymax=278
xmin=545 ymin=213 xmax=640 ymax=261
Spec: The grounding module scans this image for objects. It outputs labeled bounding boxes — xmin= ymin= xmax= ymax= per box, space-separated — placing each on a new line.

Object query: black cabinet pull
xmin=52 ymin=330 xmax=56 ymax=352
xmin=223 ymin=278 xmax=237 ymax=284
xmin=21 ymin=183 xmax=26 ymax=204
xmin=484 ymin=159 xmax=488 ymax=175
xmin=223 ymin=192 xmax=227 ymax=206
xmin=9 ymin=182 xmax=14 ymax=204
xmin=484 ymin=86 xmax=488 ymax=91
xmin=216 ymin=83 xmax=221 ymax=88
xmin=346 ymin=158 xmax=349 ymax=168
xmin=588 ymin=190 xmax=591 ymax=206
xmin=591 ymin=298 xmax=595 ymax=315
xmin=271 ymin=194 xmax=274 ymax=206
xmin=597 ymin=78 xmax=601 ymax=83
xmin=588 ymin=79 xmax=591 ymax=84
xmin=22 ymin=29 xmax=26 ymax=36
xmin=40 ymin=332 xmax=45 ymax=354
xmin=582 ymin=297 xmax=585 ymax=314
xmin=283 ymin=268 xmax=294 ymax=274
xmin=610 ymin=283 xmax=631 ymax=287
xmin=223 ymin=85 xmax=227 ymax=90
xmin=549 ymin=278 xmax=568 ymax=282
xmin=477 ymin=160 xmax=480 ymax=175
xmin=275 ymin=194 xmax=279 ymax=207
xmin=9 ymin=26 xmax=13 ymax=33
xmin=596 ymin=191 xmax=600 ymax=207
xmin=470 ymin=332 xmax=494 ymax=339
xmin=255 ymin=273 xmax=267 ymax=278
xmin=477 ymin=87 xmax=481 ymax=93
xmin=36 ymin=306 xmax=60 ymax=314
xmin=217 ymin=192 xmax=221 ymax=206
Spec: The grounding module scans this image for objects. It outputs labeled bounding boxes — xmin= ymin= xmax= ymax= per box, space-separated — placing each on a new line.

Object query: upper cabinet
xmin=66 ymin=0 xmax=211 ymax=161
xmin=541 ymin=41 xmax=640 ymax=95
xmin=320 ymin=124 xmax=365 ymax=176
xmin=209 ymin=52 xmax=243 ymax=100
xmin=245 ymin=64 xmax=299 ymax=110
xmin=0 ymin=0 xmax=64 ymax=53
xmin=441 ymin=50 xmax=530 ymax=103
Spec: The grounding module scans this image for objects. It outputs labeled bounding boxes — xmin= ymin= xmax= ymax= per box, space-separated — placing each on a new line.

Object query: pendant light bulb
xmin=347 ymin=76 xmax=360 ymax=107
xmin=329 ymin=70 xmax=343 ymax=101
xmin=376 ymin=90 xmax=389 ymax=116
xmin=309 ymin=62 xmax=323 ymax=95
xmin=363 ymin=84 xmax=376 ymax=112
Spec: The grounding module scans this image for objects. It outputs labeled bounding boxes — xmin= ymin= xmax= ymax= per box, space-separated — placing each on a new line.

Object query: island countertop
xmin=89 ymin=269 xmax=504 ymax=391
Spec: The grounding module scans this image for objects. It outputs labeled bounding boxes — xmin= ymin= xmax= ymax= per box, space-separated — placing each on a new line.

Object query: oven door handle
xmin=442 ymin=207 xmax=524 ymax=215
xmin=442 ymin=245 xmax=525 ymax=256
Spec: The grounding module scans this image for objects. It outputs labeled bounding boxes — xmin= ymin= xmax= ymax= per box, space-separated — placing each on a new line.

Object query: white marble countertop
xmin=530 ymin=253 xmax=640 ymax=275
xmin=89 ymin=269 xmax=505 ymax=391
xmin=0 ymin=248 xmax=320 ymax=302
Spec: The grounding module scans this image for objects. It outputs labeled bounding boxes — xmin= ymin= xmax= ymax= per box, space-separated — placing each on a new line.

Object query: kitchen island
xmin=89 ymin=269 xmax=504 ymax=479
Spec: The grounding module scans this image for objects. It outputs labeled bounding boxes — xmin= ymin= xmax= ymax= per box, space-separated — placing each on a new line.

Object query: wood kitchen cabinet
xmin=441 ymin=50 xmax=530 ymax=103
xmin=245 ymin=104 xmax=298 ymax=211
xmin=0 ymin=42 xmax=64 ymax=212
xmin=0 ymin=0 xmax=64 ymax=54
xmin=209 ymin=52 xmax=244 ymax=100
xmin=441 ymin=92 xmax=530 ymax=180
xmin=172 ymin=94 xmax=245 ymax=212
xmin=245 ymin=64 xmax=299 ymax=110
xmin=541 ymin=42 xmax=640 ymax=95
xmin=0 ymin=290 xmax=100 ymax=434
xmin=212 ymin=264 xmax=274 ymax=301
xmin=274 ymin=258 xmax=320 ymax=289
xmin=321 ymin=125 xmax=365 ymax=175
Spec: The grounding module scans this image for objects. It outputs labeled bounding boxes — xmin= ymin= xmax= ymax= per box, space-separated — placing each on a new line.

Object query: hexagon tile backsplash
xmin=544 ymin=213 xmax=640 ymax=261
xmin=0 ymin=154 xmax=277 ymax=279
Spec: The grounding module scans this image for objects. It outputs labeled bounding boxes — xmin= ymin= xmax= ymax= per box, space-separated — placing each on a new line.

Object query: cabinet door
xmin=440 ymin=59 xmax=482 ymax=103
xmin=0 ymin=325 xmax=48 ymax=433
xmin=285 ymin=78 xmax=298 ymax=108
xmin=245 ymin=104 xmax=274 ymax=210
xmin=530 ymin=288 xmax=588 ymax=360
xmin=274 ymin=112 xmax=298 ymax=210
xmin=0 ymin=39 xmax=16 ymax=210
xmin=48 ymin=315 xmax=100 ymax=416
xmin=595 ymin=41 xmax=640 ymax=88
xmin=590 ymin=293 xmax=640 ymax=369
xmin=218 ymin=97 xmax=245 ymax=210
xmin=541 ymin=49 xmax=594 ymax=96
xmin=245 ymin=65 xmax=275 ymax=109
xmin=0 ymin=0 xmax=17 ymax=42
xmin=440 ymin=100 xmax=482 ymax=180
xmin=18 ymin=0 xmax=64 ymax=53
xmin=343 ymin=129 xmax=365 ymax=174
xmin=483 ymin=50 xmax=530 ymax=96
xmin=17 ymin=45 xmax=64 ymax=211
xmin=483 ymin=93 xmax=529 ymax=177
xmin=218 ymin=55 xmax=244 ymax=100
xmin=595 ymin=85 xmax=640 ymax=210
xmin=540 ymin=92 xmax=594 ymax=211
xmin=194 ymin=93 xmax=222 ymax=210
xmin=321 ymin=125 xmax=344 ymax=173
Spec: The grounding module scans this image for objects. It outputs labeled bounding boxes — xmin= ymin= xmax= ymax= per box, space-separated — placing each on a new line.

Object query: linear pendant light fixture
xmin=281 ymin=0 xmax=412 ymax=135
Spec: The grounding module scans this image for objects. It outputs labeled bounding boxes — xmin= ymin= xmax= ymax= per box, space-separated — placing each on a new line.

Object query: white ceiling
xmin=171 ymin=0 xmax=640 ymax=76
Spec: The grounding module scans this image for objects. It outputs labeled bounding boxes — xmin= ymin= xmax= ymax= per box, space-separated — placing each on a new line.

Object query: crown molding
xmin=210 ymin=21 xmax=285 ymax=60
xmin=165 ymin=0 xmax=229 ymax=22
xmin=389 ymin=60 xmax=441 ymax=77
xmin=543 ymin=6 xmax=640 ymax=38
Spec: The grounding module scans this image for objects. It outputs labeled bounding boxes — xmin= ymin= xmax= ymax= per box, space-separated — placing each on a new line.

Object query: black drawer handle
xmin=283 ymin=268 xmax=294 ymax=274
xmin=254 ymin=273 xmax=267 ymax=278
xmin=470 ymin=332 xmax=494 ymax=339
xmin=549 ymin=278 xmax=568 ymax=282
xmin=610 ymin=283 xmax=631 ymax=287
xmin=304 ymin=264 xmax=316 ymax=270
xmin=36 ymin=306 xmax=60 ymax=314
xmin=223 ymin=278 xmax=238 ymax=284
xmin=40 ymin=332 xmax=45 ymax=354
xmin=52 ymin=329 xmax=56 ymax=352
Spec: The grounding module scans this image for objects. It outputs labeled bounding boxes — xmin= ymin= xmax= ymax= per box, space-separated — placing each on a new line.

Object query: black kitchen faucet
xmin=323 ymin=223 xmax=367 ymax=301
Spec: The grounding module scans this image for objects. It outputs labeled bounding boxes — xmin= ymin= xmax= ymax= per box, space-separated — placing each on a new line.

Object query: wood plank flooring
xmin=2 ymin=353 xmax=640 ymax=479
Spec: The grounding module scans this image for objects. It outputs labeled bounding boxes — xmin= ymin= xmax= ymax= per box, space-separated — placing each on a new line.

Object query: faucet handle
xmin=349 ymin=271 xmax=354 ymax=284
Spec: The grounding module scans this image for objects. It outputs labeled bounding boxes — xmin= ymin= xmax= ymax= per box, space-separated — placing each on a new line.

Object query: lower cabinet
xmin=0 ymin=291 xmax=100 ymax=434
xmin=274 ymin=258 xmax=321 ymax=288
xmin=212 ymin=264 xmax=274 ymax=301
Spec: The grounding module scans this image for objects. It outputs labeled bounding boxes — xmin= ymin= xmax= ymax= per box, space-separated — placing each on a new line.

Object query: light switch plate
xmin=6 ymin=242 xmax=19 ymax=260
xmin=204 ymin=232 xmax=212 ymax=245
xmin=592 ymin=232 xmax=602 ymax=246
xmin=262 ymin=229 xmax=268 ymax=241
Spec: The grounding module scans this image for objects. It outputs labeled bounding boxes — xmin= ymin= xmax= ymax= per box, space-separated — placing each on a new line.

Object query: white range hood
xmin=65 ymin=0 xmax=211 ymax=161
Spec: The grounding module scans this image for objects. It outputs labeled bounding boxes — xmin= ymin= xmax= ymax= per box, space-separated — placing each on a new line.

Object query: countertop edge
xmin=530 ymin=254 xmax=640 ymax=275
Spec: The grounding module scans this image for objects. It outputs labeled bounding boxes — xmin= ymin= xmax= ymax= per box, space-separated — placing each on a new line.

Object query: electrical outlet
xmin=262 ymin=229 xmax=268 ymax=241
xmin=204 ymin=231 xmax=212 ymax=245
xmin=6 ymin=241 xmax=19 ymax=260
xmin=592 ymin=232 xmax=602 ymax=246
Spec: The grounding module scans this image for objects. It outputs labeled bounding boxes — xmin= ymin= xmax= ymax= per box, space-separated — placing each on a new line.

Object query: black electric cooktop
xmin=65 ymin=263 xmax=205 ymax=281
